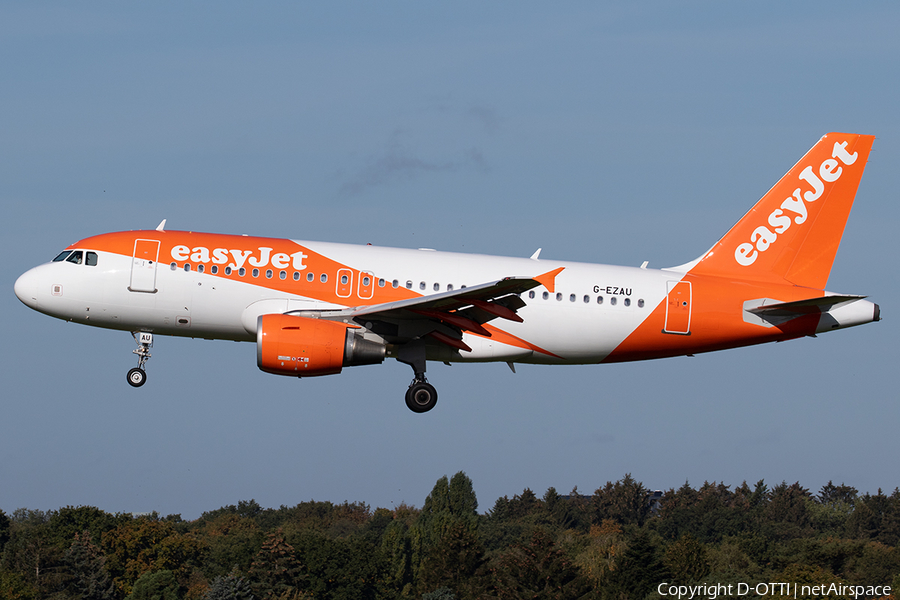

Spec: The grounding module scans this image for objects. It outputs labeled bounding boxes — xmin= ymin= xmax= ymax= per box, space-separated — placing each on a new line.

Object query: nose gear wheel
xmin=128 ymin=332 xmax=153 ymax=388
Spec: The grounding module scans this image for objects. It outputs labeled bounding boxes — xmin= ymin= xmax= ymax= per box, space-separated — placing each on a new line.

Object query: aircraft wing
xmin=304 ymin=275 xmax=551 ymax=352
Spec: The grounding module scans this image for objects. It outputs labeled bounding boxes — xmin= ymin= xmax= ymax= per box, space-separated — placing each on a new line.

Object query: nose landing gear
xmin=127 ymin=332 xmax=153 ymax=388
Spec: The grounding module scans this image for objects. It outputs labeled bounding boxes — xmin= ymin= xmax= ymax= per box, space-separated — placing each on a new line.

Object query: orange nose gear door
xmin=129 ymin=239 xmax=160 ymax=293
xmin=664 ymin=280 xmax=691 ymax=334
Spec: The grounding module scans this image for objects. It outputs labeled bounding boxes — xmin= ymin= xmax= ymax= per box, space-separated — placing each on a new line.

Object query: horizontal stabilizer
xmin=748 ymin=294 xmax=867 ymax=317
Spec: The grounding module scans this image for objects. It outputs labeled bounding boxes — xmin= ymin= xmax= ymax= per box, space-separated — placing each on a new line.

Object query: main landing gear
xmin=398 ymin=340 xmax=438 ymax=413
xmin=127 ymin=332 xmax=153 ymax=388
xmin=405 ymin=377 xmax=438 ymax=413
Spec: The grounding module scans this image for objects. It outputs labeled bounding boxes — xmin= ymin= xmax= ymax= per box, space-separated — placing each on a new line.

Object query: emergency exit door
xmin=129 ymin=239 xmax=160 ymax=293
xmin=664 ymin=280 xmax=692 ymax=334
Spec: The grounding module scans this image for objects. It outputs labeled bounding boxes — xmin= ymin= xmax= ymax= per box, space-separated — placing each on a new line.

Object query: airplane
xmin=14 ymin=132 xmax=880 ymax=413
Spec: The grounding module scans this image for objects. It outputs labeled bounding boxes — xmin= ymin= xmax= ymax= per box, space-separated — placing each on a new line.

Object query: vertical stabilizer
xmin=689 ymin=133 xmax=874 ymax=289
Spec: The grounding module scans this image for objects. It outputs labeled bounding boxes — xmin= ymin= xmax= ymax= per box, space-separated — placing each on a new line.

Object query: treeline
xmin=1 ymin=474 xmax=899 ymax=600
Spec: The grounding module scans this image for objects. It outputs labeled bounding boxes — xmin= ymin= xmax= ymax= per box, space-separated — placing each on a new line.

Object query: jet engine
xmin=256 ymin=313 xmax=385 ymax=377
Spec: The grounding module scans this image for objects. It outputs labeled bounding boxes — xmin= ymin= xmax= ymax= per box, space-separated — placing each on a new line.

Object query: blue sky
xmin=2 ymin=2 xmax=898 ymax=518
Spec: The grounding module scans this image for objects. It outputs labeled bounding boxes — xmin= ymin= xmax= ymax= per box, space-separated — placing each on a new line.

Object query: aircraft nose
xmin=14 ymin=268 xmax=40 ymax=309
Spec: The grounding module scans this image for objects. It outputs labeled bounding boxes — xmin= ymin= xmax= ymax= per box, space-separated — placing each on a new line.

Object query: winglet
xmin=530 ymin=248 xmax=542 ymax=260
xmin=534 ymin=267 xmax=565 ymax=293
xmin=156 ymin=219 xmax=167 ymax=232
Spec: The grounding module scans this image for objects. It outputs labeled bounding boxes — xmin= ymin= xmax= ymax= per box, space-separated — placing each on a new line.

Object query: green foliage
xmin=422 ymin=587 xmax=456 ymax=600
xmin=488 ymin=527 xmax=593 ymax=599
xmin=1 ymin=473 xmax=899 ymax=600
xmin=845 ymin=489 xmax=900 ymax=546
xmin=247 ymin=529 xmax=304 ymax=600
xmin=65 ymin=531 xmax=116 ymax=600
xmin=664 ymin=533 xmax=710 ymax=584
xmin=0 ymin=509 xmax=11 ymax=551
xmin=418 ymin=520 xmax=486 ymax=599
xmin=591 ymin=474 xmax=651 ymax=527
xmin=602 ymin=529 xmax=668 ymax=600
xmin=289 ymin=531 xmax=385 ymax=600
xmin=204 ymin=572 xmax=254 ymax=600
xmin=102 ymin=516 xmax=207 ymax=595
xmin=127 ymin=569 xmax=180 ymax=600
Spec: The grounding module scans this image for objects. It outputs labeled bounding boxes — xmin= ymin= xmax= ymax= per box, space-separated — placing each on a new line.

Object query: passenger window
xmin=392 ymin=279 xmax=399 ymax=288
xmin=307 ymin=272 xmax=314 ymax=282
xmin=66 ymin=251 xmax=84 ymax=265
xmin=610 ymin=297 xmax=617 ymax=306
xmin=170 ymin=262 xmax=177 ymax=270
xmin=198 ymin=264 xmax=205 ymax=273
xmin=638 ymin=299 xmax=645 ymax=308
xmin=624 ymin=298 xmax=631 ymax=307
xmin=320 ymin=273 xmax=328 ymax=283
xmin=211 ymin=265 xmax=218 ymax=274
xmin=225 ymin=266 xmax=232 ymax=275
xmin=556 ymin=293 xmax=562 ymax=301
xmin=280 ymin=271 xmax=287 ymax=280
xmin=597 ymin=296 xmax=604 ymax=304
xmin=528 ymin=291 xmax=535 ymax=299
xmin=184 ymin=264 xmax=191 ymax=272
xmin=420 ymin=282 xmax=426 ymax=290
xmin=378 ymin=278 xmax=385 ymax=287
xmin=542 ymin=291 xmax=549 ymax=300
xmin=583 ymin=295 xmax=589 ymax=303
xmin=86 ymin=252 xmax=98 ymax=266
xmin=53 ymin=251 xmax=72 ymax=262
xmin=406 ymin=280 xmax=413 ymax=289
xmin=252 ymin=268 xmax=259 ymax=278
xmin=447 ymin=284 xmax=453 ymax=291
xmin=265 ymin=269 xmax=273 ymax=279
xmin=239 ymin=267 xmax=246 ymax=276
xmin=293 ymin=272 xmax=300 ymax=281
xmin=433 ymin=283 xmax=439 ymax=291
xmin=569 ymin=294 xmax=576 ymax=302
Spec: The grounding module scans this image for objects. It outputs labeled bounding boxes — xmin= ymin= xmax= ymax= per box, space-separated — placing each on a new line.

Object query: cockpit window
xmin=65 ymin=251 xmax=84 ymax=265
xmin=53 ymin=251 xmax=72 ymax=262
xmin=86 ymin=252 xmax=98 ymax=266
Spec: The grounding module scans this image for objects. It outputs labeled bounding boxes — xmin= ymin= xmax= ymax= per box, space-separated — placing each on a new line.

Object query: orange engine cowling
xmin=257 ymin=314 xmax=385 ymax=377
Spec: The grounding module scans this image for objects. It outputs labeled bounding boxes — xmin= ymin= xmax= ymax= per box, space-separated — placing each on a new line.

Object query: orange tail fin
xmin=688 ymin=133 xmax=874 ymax=289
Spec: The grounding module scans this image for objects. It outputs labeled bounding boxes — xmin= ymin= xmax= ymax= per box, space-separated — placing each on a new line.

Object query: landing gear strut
xmin=398 ymin=340 xmax=438 ymax=413
xmin=127 ymin=332 xmax=153 ymax=388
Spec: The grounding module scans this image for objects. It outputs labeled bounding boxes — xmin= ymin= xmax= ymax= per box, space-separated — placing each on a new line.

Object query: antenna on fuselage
xmin=156 ymin=219 xmax=167 ymax=232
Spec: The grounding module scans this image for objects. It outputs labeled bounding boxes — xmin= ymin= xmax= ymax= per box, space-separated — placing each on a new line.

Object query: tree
xmin=127 ymin=569 xmax=180 ymax=600
xmin=573 ymin=519 xmax=626 ymax=586
xmin=102 ymin=517 xmax=206 ymax=595
xmin=418 ymin=521 xmax=486 ymax=600
xmin=663 ymin=533 xmax=710 ymax=584
xmin=762 ymin=482 xmax=813 ymax=540
xmin=0 ymin=509 xmax=10 ymax=551
xmin=65 ymin=531 xmax=115 ymax=600
xmin=412 ymin=472 xmax=481 ymax=587
xmin=602 ymin=529 xmax=667 ymax=600
xmin=591 ymin=475 xmax=651 ymax=527
xmin=488 ymin=528 xmax=593 ymax=600
xmin=247 ymin=530 xmax=304 ymax=600
xmin=204 ymin=572 xmax=255 ymax=600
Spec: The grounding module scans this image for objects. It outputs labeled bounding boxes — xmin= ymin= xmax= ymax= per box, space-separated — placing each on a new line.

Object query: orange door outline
xmin=664 ymin=280 xmax=691 ymax=335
